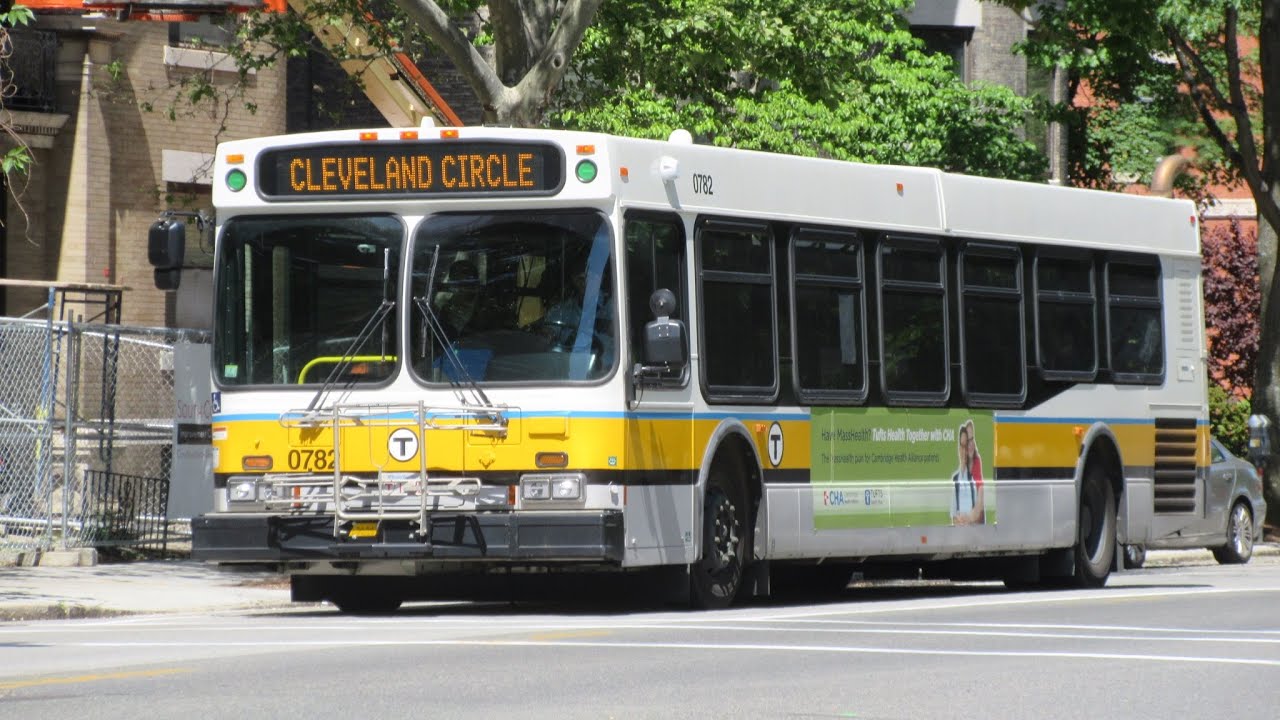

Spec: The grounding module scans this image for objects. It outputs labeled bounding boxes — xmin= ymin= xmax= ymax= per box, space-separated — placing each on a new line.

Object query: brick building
xmin=3 ymin=16 xmax=288 ymax=326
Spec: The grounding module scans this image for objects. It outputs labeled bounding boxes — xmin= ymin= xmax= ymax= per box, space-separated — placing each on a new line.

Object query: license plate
xmin=349 ymin=521 xmax=379 ymax=539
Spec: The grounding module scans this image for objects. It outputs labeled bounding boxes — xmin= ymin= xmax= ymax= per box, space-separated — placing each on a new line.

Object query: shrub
xmin=1209 ymin=383 xmax=1250 ymax=457
xmin=1201 ymin=218 xmax=1259 ymax=399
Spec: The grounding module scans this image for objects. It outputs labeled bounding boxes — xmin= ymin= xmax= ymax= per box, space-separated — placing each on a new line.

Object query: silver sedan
xmin=1124 ymin=437 xmax=1267 ymax=568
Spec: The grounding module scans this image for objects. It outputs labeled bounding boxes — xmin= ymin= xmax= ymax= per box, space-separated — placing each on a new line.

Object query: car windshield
xmin=410 ymin=210 xmax=615 ymax=383
xmin=214 ymin=214 xmax=402 ymax=386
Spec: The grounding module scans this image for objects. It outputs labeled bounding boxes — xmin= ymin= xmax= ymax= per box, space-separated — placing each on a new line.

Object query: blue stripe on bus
xmin=213 ymin=410 xmax=814 ymax=422
xmin=993 ymin=416 xmax=1208 ymax=426
xmin=214 ymin=411 xmax=1201 ymax=425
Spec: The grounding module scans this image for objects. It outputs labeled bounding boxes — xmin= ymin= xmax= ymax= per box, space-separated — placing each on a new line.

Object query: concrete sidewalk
xmin=0 ymin=559 xmax=295 ymax=621
xmin=0 ymin=545 xmax=1275 ymax=622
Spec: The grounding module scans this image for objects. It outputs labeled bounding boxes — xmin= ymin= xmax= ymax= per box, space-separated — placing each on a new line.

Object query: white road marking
xmin=70 ymin=638 xmax=1280 ymax=667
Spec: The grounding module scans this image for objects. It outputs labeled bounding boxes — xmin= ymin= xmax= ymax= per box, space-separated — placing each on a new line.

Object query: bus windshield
xmin=410 ymin=210 xmax=615 ymax=383
xmin=214 ymin=214 xmax=402 ymax=386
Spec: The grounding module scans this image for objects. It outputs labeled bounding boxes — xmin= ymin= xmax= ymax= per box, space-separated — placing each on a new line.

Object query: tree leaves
xmin=553 ymin=0 xmax=1046 ymax=180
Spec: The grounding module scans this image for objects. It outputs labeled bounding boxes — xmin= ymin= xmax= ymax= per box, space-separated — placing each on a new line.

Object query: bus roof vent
xmin=668 ymin=129 xmax=693 ymax=145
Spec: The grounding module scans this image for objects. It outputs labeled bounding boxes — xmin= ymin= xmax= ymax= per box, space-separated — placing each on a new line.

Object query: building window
xmin=169 ymin=16 xmax=238 ymax=49
xmin=911 ymin=26 xmax=972 ymax=81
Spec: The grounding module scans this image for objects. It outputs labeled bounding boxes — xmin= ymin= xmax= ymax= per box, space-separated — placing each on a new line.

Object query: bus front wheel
xmin=1073 ymin=465 xmax=1116 ymax=588
xmin=690 ymin=461 xmax=747 ymax=609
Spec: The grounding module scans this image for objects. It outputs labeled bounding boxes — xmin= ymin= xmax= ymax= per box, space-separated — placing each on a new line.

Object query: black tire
xmin=1073 ymin=465 xmax=1116 ymax=588
xmin=1123 ymin=544 xmax=1146 ymax=569
xmin=1212 ymin=501 xmax=1255 ymax=565
xmin=690 ymin=459 xmax=748 ymax=609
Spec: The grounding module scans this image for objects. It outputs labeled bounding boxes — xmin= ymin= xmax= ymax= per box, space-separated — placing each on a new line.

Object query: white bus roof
xmin=213 ymin=125 xmax=1201 ymax=257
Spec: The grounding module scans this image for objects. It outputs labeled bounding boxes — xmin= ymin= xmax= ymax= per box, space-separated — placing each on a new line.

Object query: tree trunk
xmin=391 ymin=0 xmax=602 ymax=127
xmin=1255 ymin=190 xmax=1280 ymax=527
xmin=1252 ymin=0 xmax=1280 ymax=527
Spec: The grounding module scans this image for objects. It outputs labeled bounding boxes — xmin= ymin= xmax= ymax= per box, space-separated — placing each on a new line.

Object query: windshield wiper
xmin=412 ymin=294 xmax=496 ymax=412
xmin=306 ymin=298 xmax=395 ymax=412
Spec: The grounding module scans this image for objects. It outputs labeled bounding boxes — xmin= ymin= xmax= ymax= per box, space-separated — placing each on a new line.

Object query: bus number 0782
xmin=288 ymin=448 xmax=332 ymax=471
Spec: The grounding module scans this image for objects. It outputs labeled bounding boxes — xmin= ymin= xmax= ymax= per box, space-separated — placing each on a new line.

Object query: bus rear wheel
xmin=1073 ymin=465 xmax=1116 ymax=588
xmin=690 ymin=462 xmax=747 ymax=609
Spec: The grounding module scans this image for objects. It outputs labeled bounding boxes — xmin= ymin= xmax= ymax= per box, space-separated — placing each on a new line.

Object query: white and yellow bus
xmin=164 ymin=122 xmax=1212 ymax=611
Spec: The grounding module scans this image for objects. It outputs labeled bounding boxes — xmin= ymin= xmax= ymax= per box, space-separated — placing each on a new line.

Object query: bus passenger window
xmin=792 ymin=230 xmax=865 ymax=401
xmin=625 ymin=214 xmax=687 ymax=383
xmin=960 ymin=247 xmax=1025 ymax=401
xmin=1106 ymin=261 xmax=1163 ymax=380
xmin=878 ymin=239 xmax=947 ymax=400
xmin=698 ymin=221 xmax=777 ymax=399
xmin=1035 ymin=254 xmax=1097 ymax=379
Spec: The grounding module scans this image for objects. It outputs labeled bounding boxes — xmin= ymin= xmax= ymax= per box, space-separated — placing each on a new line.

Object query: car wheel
xmin=1211 ymin=501 xmax=1254 ymax=565
xmin=1123 ymin=544 xmax=1146 ymax=569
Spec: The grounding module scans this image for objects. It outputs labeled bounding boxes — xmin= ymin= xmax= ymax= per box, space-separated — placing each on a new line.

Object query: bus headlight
xmin=521 ymin=473 xmax=583 ymax=501
xmin=552 ymin=477 xmax=581 ymax=500
xmin=230 ymin=480 xmax=257 ymax=503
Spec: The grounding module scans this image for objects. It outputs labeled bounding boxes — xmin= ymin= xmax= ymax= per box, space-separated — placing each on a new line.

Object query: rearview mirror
xmin=633 ymin=288 xmax=687 ymax=386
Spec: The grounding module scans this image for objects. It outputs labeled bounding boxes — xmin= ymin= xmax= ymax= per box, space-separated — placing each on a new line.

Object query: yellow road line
xmin=0 ymin=667 xmax=191 ymax=691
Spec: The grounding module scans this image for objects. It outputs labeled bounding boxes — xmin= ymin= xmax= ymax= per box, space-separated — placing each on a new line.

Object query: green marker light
xmin=575 ymin=160 xmax=598 ymax=183
xmin=226 ymin=168 xmax=248 ymax=192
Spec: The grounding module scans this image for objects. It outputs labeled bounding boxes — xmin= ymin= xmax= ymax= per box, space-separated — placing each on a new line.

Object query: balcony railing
xmin=4 ymin=28 xmax=57 ymax=113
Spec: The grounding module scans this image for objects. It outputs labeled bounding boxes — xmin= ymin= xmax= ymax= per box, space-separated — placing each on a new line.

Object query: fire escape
xmin=20 ymin=0 xmax=462 ymax=127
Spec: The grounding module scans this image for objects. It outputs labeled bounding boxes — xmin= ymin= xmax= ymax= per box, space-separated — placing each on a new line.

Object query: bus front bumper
xmin=192 ymin=511 xmax=626 ymax=564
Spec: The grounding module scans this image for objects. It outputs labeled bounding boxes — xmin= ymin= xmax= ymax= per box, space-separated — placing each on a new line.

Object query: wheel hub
xmin=707 ymin=493 xmax=739 ymax=572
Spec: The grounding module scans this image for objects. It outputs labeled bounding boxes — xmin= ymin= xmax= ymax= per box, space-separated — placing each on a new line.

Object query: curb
xmin=0 ymin=548 xmax=99 ymax=568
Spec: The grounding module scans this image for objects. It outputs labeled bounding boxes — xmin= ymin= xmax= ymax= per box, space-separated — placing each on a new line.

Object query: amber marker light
xmin=896 ymin=182 xmax=905 ymax=194
xmin=225 ymin=153 xmax=245 ymax=165
xmin=359 ymin=131 xmax=378 ymax=141
xmin=440 ymin=129 xmax=460 ymax=139
xmin=400 ymin=130 xmax=419 ymax=140
xmin=576 ymin=144 xmax=595 ymax=155
xmin=535 ymin=451 xmax=569 ymax=469
xmin=619 ymin=167 xmax=629 ymax=180
xmin=242 ymin=455 xmax=273 ymax=471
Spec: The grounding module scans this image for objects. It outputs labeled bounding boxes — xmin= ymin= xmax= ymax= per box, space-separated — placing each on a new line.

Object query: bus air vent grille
xmin=1152 ymin=417 xmax=1197 ymax=514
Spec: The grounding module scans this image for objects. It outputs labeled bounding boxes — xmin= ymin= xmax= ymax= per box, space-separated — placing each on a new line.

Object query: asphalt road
xmin=2 ymin=557 xmax=1278 ymax=720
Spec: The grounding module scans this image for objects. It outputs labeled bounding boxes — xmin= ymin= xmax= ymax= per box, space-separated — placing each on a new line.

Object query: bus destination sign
xmin=256 ymin=141 xmax=564 ymax=199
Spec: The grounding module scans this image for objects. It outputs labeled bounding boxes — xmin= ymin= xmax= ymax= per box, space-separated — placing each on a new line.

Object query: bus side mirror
xmin=149 ymin=218 xmax=186 ymax=290
xmin=633 ymin=288 xmax=687 ymax=386
xmin=1247 ymin=414 xmax=1272 ymax=470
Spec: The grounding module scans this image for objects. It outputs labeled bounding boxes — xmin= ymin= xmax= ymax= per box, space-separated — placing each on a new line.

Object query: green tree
xmin=1 ymin=4 xmax=35 ymax=193
xmin=998 ymin=0 xmax=1280 ymax=523
xmin=216 ymin=0 xmax=1045 ymax=176
xmin=552 ymin=0 xmax=1046 ymax=178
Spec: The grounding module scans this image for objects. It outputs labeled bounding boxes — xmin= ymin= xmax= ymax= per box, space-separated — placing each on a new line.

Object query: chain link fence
xmin=0 ymin=317 xmax=209 ymax=554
